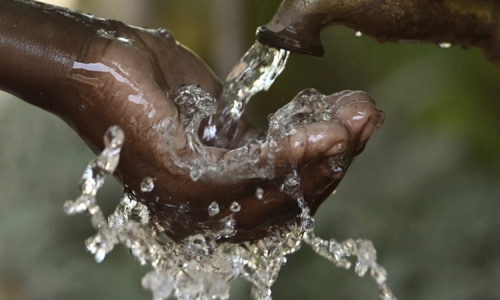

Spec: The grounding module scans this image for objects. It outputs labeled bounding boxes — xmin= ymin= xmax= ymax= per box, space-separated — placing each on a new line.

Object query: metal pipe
xmin=257 ymin=0 xmax=500 ymax=63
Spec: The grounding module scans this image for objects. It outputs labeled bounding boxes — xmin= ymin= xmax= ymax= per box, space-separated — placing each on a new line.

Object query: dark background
xmin=1 ymin=1 xmax=499 ymax=299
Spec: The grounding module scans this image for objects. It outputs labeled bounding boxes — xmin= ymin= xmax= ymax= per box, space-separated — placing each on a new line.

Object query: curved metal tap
xmin=257 ymin=0 xmax=500 ymax=61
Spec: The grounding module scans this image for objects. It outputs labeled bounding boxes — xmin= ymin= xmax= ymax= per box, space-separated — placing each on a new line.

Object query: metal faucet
xmin=257 ymin=0 xmax=500 ymax=60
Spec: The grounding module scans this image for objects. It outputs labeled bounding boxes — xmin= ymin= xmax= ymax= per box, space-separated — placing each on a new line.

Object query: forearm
xmin=0 ymin=0 xmax=218 ymax=147
xmin=0 ymin=0 xmax=117 ymax=111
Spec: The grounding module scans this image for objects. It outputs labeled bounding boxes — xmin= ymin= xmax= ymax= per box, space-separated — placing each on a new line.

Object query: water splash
xmin=279 ymin=171 xmax=397 ymax=300
xmin=255 ymin=187 xmax=264 ymax=200
xmin=64 ymin=42 xmax=397 ymax=300
xmin=203 ymin=42 xmax=289 ymax=148
xmin=64 ymin=125 xmax=125 ymax=262
xmin=229 ymin=201 xmax=241 ymax=213
xmin=65 ymin=129 xmax=302 ymax=298
xmin=162 ymin=84 xmax=275 ymax=183
xmin=141 ymin=177 xmax=155 ymax=192
xmin=66 ymin=121 xmax=396 ymax=300
xmin=207 ymin=201 xmax=220 ymax=217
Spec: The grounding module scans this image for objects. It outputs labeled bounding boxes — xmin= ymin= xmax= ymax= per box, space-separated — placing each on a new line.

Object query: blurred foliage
xmin=1 ymin=1 xmax=499 ymax=300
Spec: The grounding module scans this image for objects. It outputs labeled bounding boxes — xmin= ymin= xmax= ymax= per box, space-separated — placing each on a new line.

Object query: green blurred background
xmin=1 ymin=1 xmax=499 ymax=299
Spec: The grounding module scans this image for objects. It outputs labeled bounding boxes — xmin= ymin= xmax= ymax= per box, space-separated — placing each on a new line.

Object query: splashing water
xmin=64 ymin=42 xmax=397 ymax=300
xmin=64 ymin=125 xmax=126 ymax=263
xmin=65 ymin=127 xmax=396 ymax=299
xmin=64 ymin=126 xmax=302 ymax=298
xmin=203 ymin=41 xmax=289 ymax=148
xmin=141 ymin=177 xmax=155 ymax=192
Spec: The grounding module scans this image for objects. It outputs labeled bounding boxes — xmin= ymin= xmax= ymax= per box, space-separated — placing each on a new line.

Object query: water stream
xmin=64 ymin=42 xmax=397 ymax=300
xmin=203 ymin=41 xmax=289 ymax=149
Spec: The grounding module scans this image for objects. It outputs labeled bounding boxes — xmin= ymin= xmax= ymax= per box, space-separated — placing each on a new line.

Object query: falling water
xmin=64 ymin=41 xmax=397 ymax=300
xmin=202 ymin=41 xmax=289 ymax=148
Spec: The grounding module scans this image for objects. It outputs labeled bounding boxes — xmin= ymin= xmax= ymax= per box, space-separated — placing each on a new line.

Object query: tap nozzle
xmin=256 ymin=0 xmax=335 ymax=57
xmin=256 ymin=25 xmax=324 ymax=57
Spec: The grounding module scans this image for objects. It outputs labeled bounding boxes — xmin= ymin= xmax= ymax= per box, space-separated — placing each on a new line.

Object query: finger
xmin=269 ymin=90 xmax=384 ymax=212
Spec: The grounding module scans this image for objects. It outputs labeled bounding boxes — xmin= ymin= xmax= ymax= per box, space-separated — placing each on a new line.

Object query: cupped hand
xmin=65 ymin=22 xmax=383 ymax=242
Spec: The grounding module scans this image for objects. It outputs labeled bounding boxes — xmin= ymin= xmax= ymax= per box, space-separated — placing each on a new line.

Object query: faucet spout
xmin=257 ymin=0 xmax=335 ymax=56
xmin=257 ymin=0 xmax=500 ymax=63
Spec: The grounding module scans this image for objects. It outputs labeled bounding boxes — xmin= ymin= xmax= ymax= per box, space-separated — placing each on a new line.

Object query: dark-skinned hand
xmin=0 ymin=0 xmax=384 ymax=242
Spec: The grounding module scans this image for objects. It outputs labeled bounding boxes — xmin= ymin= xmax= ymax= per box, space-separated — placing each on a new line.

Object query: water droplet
xmin=185 ymin=234 xmax=211 ymax=256
xmin=81 ymin=12 xmax=94 ymax=19
xmin=224 ymin=217 xmax=236 ymax=228
xmin=80 ymin=176 xmax=97 ymax=195
xmin=190 ymin=169 xmax=202 ymax=181
xmin=268 ymin=115 xmax=279 ymax=130
xmin=88 ymin=204 xmax=100 ymax=215
xmin=157 ymin=28 xmax=173 ymax=39
xmin=208 ymin=202 xmax=220 ymax=217
xmin=179 ymin=203 xmax=190 ymax=213
xmin=285 ymin=172 xmax=300 ymax=187
xmin=79 ymin=102 xmax=87 ymax=111
xmin=379 ymin=284 xmax=395 ymax=300
xmin=202 ymin=123 xmax=217 ymax=141
xmin=332 ymin=165 xmax=343 ymax=174
xmin=371 ymin=264 xmax=387 ymax=284
xmin=94 ymin=248 xmax=107 ymax=263
xmin=96 ymin=29 xmax=132 ymax=44
xmin=219 ymin=216 xmax=237 ymax=238
xmin=283 ymin=123 xmax=297 ymax=136
xmin=229 ymin=201 xmax=241 ymax=213
xmin=96 ymin=28 xmax=111 ymax=38
xmin=116 ymin=36 xmax=132 ymax=44
xmin=343 ymin=239 xmax=357 ymax=255
xmin=85 ymin=234 xmax=110 ymax=263
xmin=255 ymin=187 xmax=264 ymax=200
xmin=438 ymin=42 xmax=452 ymax=49
xmin=140 ymin=177 xmax=154 ymax=192
xmin=329 ymin=242 xmax=343 ymax=257
xmin=320 ymin=112 xmax=331 ymax=122
xmin=356 ymin=240 xmax=376 ymax=267
xmin=63 ymin=199 xmax=88 ymax=215
xmin=302 ymin=217 xmax=315 ymax=232
xmin=355 ymin=31 xmax=363 ymax=37
xmin=296 ymin=197 xmax=307 ymax=209
xmin=63 ymin=201 xmax=75 ymax=214
xmin=142 ymin=271 xmax=174 ymax=300
xmin=104 ymin=125 xmax=124 ymax=150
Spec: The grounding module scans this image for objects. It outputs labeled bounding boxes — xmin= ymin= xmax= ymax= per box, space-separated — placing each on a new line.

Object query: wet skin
xmin=0 ymin=0 xmax=383 ymax=242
